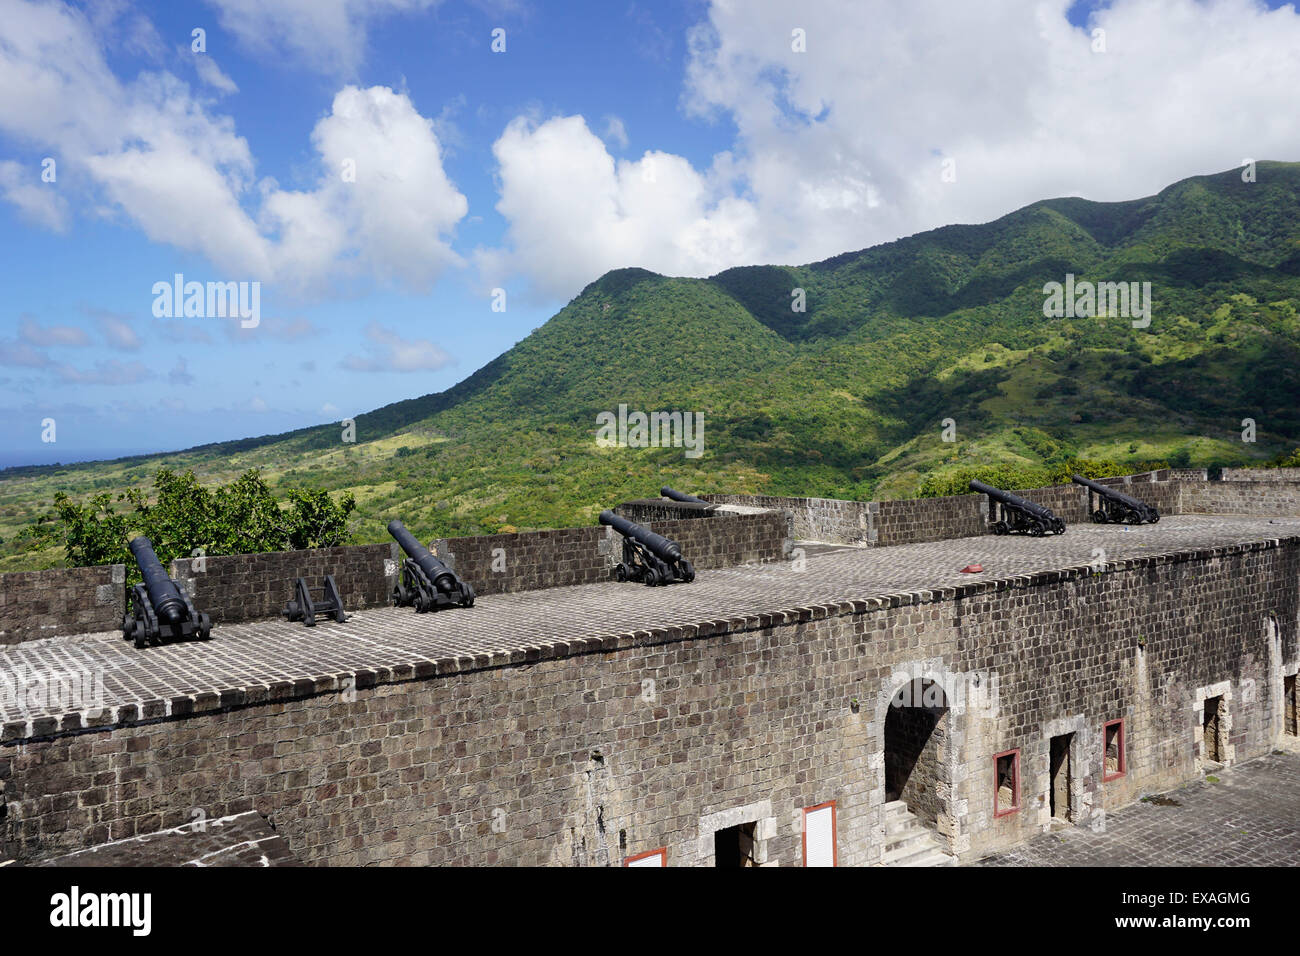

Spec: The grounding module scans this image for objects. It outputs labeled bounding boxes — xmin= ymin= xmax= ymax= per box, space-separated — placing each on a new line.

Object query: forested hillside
xmin=4 ymin=162 xmax=1299 ymax=571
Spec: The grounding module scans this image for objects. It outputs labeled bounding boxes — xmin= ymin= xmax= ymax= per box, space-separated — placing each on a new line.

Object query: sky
xmin=1 ymin=0 xmax=1299 ymax=467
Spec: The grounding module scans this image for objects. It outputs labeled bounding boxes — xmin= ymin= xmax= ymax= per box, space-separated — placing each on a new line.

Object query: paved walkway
xmin=973 ymin=750 xmax=1300 ymax=866
xmin=2 ymin=515 xmax=1298 ymax=728
xmin=27 ymin=812 xmax=300 ymax=867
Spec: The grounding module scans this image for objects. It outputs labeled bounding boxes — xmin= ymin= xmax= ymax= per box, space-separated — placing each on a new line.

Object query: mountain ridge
xmin=3 ymin=161 xmax=1299 ymax=570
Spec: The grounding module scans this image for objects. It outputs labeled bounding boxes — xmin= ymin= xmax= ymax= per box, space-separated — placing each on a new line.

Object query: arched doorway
xmin=883 ymin=678 xmax=950 ymax=831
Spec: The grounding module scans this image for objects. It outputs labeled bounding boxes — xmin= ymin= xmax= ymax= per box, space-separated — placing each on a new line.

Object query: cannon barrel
xmin=600 ymin=510 xmax=682 ymax=562
xmin=1071 ymin=474 xmax=1144 ymax=509
xmin=128 ymin=536 xmax=185 ymax=624
xmin=969 ymin=479 xmax=1054 ymax=519
xmin=660 ymin=486 xmax=709 ymax=505
xmin=387 ymin=520 xmax=457 ymax=594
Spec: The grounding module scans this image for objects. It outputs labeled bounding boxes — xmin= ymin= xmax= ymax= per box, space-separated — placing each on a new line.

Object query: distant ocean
xmin=0 ymin=448 xmax=165 ymax=471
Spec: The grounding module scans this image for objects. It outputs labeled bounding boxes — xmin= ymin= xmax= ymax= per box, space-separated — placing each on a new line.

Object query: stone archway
xmin=883 ymin=677 xmax=951 ymax=831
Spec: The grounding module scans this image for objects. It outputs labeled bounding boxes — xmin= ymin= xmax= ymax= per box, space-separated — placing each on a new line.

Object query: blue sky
xmin=2 ymin=0 xmax=1299 ymax=467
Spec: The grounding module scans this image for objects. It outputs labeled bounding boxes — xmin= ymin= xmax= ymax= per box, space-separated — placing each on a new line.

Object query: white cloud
xmin=602 ymin=115 xmax=629 ymax=149
xmin=486 ymin=0 xmax=1300 ymax=299
xmin=0 ymin=340 xmax=53 ymax=368
xmin=0 ymin=159 xmax=68 ymax=230
xmin=262 ymin=85 xmax=468 ymax=293
xmin=0 ymin=2 xmax=467 ymax=296
xmin=678 ymin=0 xmax=1300 ymax=267
xmin=193 ymin=54 xmax=239 ymax=94
xmin=19 ymin=316 xmax=88 ymax=347
xmin=86 ymin=309 xmax=142 ymax=350
xmin=480 ymin=114 xmax=762 ymax=300
xmin=342 ymin=321 xmax=454 ymax=372
xmin=202 ymin=0 xmax=440 ymax=76
xmin=56 ymin=359 xmax=152 ymax=385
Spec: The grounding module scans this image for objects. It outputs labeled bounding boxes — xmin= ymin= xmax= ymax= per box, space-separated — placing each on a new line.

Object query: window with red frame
xmin=802 ymin=801 xmax=837 ymax=867
xmin=993 ymin=749 xmax=1020 ymax=817
xmin=1103 ymin=719 xmax=1125 ymax=780
xmin=623 ymin=848 xmax=666 ymax=867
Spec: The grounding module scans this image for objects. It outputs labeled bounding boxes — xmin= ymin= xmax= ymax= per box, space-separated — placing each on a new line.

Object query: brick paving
xmin=26 ymin=811 xmax=299 ymax=867
xmin=972 ymin=750 xmax=1300 ymax=866
xmin=2 ymin=515 xmax=1298 ymax=730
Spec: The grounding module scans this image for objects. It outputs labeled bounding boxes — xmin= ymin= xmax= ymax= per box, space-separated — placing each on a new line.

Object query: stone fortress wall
xmin=1 ymin=471 xmax=1299 ymax=866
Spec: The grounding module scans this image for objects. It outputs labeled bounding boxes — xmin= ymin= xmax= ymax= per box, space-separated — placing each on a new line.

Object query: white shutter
xmin=625 ymin=850 xmax=665 ymax=867
xmin=804 ymin=804 xmax=835 ymax=867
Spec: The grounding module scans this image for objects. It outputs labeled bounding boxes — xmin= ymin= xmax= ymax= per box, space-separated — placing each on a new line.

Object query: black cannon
xmin=970 ymin=479 xmax=1066 ymax=536
xmin=1072 ymin=475 xmax=1160 ymax=525
xmin=388 ymin=520 xmax=475 ymax=612
xmin=660 ymin=486 xmax=709 ymax=505
xmin=122 ymin=536 xmax=212 ymax=648
xmin=600 ymin=510 xmax=695 ymax=585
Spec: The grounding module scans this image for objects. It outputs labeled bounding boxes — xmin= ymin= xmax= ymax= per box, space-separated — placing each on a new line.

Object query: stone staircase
xmin=878 ymin=800 xmax=957 ymax=866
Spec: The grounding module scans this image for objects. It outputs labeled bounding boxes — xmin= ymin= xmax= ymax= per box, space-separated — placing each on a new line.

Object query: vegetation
xmin=4 ymin=162 xmax=1300 ymax=570
xmin=15 ymin=468 xmax=354 ymax=574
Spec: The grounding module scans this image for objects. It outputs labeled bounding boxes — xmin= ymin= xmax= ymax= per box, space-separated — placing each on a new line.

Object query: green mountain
xmin=5 ymin=161 xmax=1300 ymax=570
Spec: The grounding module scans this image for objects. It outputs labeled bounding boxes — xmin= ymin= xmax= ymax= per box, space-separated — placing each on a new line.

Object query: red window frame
xmin=993 ymin=749 xmax=1020 ymax=817
xmin=1103 ymin=718 xmax=1126 ymax=781
xmin=622 ymin=847 xmax=666 ymax=867
xmin=801 ymin=800 xmax=838 ymax=867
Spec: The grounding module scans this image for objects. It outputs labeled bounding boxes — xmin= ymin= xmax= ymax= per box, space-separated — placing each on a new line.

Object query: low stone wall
xmin=702 ymin=494 xmax=875 ymax=545
xmin=168 ymin=511 xmax=790 ymax=624
xmin=170 ymin=544 xmax=395 ymax=627
xmin=704 ymin=478 xmax=1191 ymax=547
xmin=0 ymin=565 xmax=126 ymax=645
xmin=1220 ymin=467 xmax=1300 ymax=482
xmin=615 ymin=499 xmax=716 ymax=523
xmin=873 ymin=494 xmax=984 ymax=546
xmin=1179 ymin=480 xmax=1300 ymax=517
xmin=1 ymin=512 xmax=790 ymax=634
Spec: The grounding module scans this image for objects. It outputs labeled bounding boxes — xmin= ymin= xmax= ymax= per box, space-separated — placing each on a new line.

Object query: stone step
xmin=881 ymin=837 xmax=943 ymax=866
xmin=883 ymin=800 xmax=910 ymax=820
xmin=885 ymin=814 xmax=922 ymax=839
xmin=883 ymin=827 xmax=932 ymax=855
xmin=896 ymin=847 xmax=957 ymax=867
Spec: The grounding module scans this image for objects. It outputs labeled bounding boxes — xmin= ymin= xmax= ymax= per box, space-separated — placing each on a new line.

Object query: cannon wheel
xmin=992 ymin=521 xmax=1009 ymax=535
xmin=1149 ymin=514 xmax=1160 ymax=523
xmin=679 ymin=560 xmax=695 ymax=584
xmin=1091 ymin=509 xmax=1108 ymax=524
xmin=614 ymin=563 xmax=628 ymax=582
xmin=643 ymin=567 xmax=661 ymax=586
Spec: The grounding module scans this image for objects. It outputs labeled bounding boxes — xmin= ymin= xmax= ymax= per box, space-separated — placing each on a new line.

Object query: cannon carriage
xmin=388 ymin=519 xmax=475 ymax=612
xmin=122 ymin=536 xmax=212 ymax=648
xmin=600 ymin=510 xmax=695 ymax=586
xmin=1071 ymin=474 xmax=1160 ymax=525
xmin=970 ymin=479 xmax=1066 ymax=536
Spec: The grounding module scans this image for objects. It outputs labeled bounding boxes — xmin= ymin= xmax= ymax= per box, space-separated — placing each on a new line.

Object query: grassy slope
xmin=4 ymin=163 xmax=1300 ymax=570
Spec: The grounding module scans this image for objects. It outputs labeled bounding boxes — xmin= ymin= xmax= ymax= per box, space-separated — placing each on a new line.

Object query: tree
xmin=28 ymin=467 xmax=356 ymax=574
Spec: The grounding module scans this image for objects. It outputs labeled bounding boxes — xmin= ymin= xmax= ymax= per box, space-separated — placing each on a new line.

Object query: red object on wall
xmin=623 ymin=847 xmax=667 ymax=867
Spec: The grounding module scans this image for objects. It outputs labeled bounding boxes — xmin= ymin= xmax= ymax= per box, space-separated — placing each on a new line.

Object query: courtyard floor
xmin=972 ymin=749 xmax=1300 ymax=866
